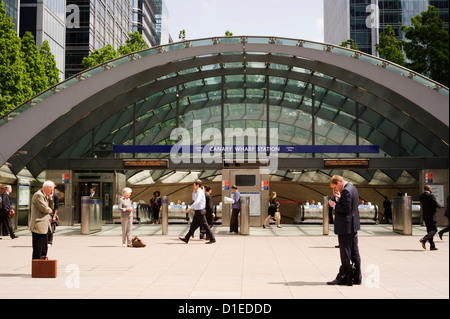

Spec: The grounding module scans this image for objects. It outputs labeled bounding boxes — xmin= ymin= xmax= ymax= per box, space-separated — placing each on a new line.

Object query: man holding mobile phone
xmin=327 ymin=175 xmax=362 ymax=285
xmin=30 ymin=180 xmax=55 ymax=260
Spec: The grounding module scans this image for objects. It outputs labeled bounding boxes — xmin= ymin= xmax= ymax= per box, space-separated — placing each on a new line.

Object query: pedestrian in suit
xmin=179 ymin=180 xmax=215 ymax=244
xmin=438 ymin=195 xmax=449 ymax=240
xmin=30 ymin=181 xmax=55 ymax=259
xmin=327 ymin=175 xmax=362 ymax=285
xmin=0 ymin=185 xmax=18 ymax=239
xmin=228 ymin=185 xmax=241 ymax=234
xmin=419 ymin=185 xmax=440 ymax=250
xmin=200 ymin=186 xmax=214 ymax=240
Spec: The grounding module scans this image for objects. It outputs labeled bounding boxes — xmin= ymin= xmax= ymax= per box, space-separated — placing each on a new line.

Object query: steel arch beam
xmin=1 ymin=41 xmax=448 ymax=175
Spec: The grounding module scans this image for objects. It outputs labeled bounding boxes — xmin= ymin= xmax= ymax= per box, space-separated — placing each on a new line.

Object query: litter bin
xmin=392 ymin=195 xmax=412 ymax=235
xmin=81 ymin=196 xmax=102 ymax=234
xmin=240 ymin=196 xmax=250 ymax=235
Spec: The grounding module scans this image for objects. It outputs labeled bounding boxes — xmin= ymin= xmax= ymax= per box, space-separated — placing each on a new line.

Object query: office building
xmin=324 ymin=0 xmax=449 ymax=55
xmin=65 ymin=0 xmax=132 ymax=78
xmin=3 ymin=0 xmax=20 ymax=32
xmin=131 ymin=0 xmax=172 ymax=47
xmin=19 ymin=0 xmax=66 ymax=79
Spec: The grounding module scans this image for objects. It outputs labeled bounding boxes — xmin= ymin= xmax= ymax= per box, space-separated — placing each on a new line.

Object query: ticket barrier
xmin=112 ymin=203 xmax=138 ymax=224
xmin=411 ymin=201 xmax=422 ymax=224
xmin=295 ymin=202 xmax=378 ymax=223
xmin=81 ymin=196 xmax=102 ymax=234
xmin=168 ymin=202 xmax=190 ymax=222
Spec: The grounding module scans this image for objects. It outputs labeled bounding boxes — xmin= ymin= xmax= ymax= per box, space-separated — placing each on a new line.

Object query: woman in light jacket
xmin=118 ymin=187 xmax=133 ymax=247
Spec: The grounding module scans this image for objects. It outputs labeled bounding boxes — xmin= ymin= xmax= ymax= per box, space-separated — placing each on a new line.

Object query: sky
xmin=164 ymin=0 xmax=324 ymax=43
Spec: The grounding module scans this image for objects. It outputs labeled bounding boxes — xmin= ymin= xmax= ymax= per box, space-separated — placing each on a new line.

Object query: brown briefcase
xmin=32 ymin=256 xmax=57 ymax=278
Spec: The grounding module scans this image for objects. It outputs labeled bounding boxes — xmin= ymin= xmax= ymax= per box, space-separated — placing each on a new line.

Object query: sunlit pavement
xmin=1 ymin=224 xmax=448 ymax=299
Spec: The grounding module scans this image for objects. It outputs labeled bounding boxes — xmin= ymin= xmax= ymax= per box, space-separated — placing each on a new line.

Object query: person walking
xmin=150 ymin=191 xmax=162 ymax=224
xmin=228 ymin=185 xmax=240 ymax=234
xmin=327 ymin=175 xmax=362 ymax=286
xmin=179 ymin=180 xmax=215 ymax=244
xmin=30 ymin=181 xmax=55 ymax=259
xmin=119 ymin=187 xmax=134 ymax=247
xmin=438 ymin=195 xmax=449 ymax=240
xmin=200 ymin=186 xmax=214 ymax=240
xmin=0 ymin=185 xmax=18 ymax=239
xmin=419 ymin=185 xmax=440 ymax=250
xmin=383 ymin=195 xmax=392 ymax=223
xmin=263 ymin=192 xmax=278 ymax=228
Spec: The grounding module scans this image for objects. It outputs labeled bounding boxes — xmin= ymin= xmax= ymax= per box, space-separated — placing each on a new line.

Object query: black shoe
xmin=419 ymin=239 xmax=426 ymax=250
xmin=179 ymin=237 xmax=188 ymax=244
xmin=438 ymin=231 xmax=443 ymax=240
xmin=11 ymin=235 xmax=18 ymax=239
xmin=326 ymin=279 xmax=345 ymax=285
xmin=205 ymin=240 xmax=216 ymax=244
xmin=262 ymin=224 xmax=266 ymax=229
xmin=430 ymin=246 xmax=438 ymax=251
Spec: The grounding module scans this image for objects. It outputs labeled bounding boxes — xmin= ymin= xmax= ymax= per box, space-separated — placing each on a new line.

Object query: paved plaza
xmin=0 ymin=224 xmax=448 ymax=300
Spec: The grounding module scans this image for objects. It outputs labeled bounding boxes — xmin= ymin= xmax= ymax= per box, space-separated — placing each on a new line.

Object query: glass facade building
xmin=131 ymin=0 xmax=172 ymax=47
xmin=325 ymin=0 xmax=449 ymax=55
xmin=3 ymin=0 xmax=19 ymax=32
xmin=19 ymin=0 xmax=66 ymax=79
xmin=65 ymin=0 xmax=132 ymax=79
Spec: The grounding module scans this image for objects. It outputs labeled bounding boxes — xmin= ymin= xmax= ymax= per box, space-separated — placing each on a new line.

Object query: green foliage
xmin=225 ymin=30 xmax=233 ymax=37
xmin=401 ymin=5 xmax=449 ymax=86
xmin=40 ymin=40 xmax=60 ymax=87
xmin=340 ymin=39 xmax=359 ymax=50
xmin=179 ymin=29 xmax=186 ymax=41
xmin=0 ymin=1 xmax=31 ymax=116
xmin=376 ymin=25 xmax=405 ymax=66
xmin=0 ymin=1 xmax=61 ymax=117
xmin=21 ymin=31 xmax=47 ymax=96
xmin=82 ymin=31 xmax=149 ymax=70
xmin=118 ymin=31 xmax=148 ymax=55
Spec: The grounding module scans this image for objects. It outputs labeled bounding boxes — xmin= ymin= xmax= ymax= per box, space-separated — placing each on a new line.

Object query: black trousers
xmin=336 ymin=232 xmax=362 ymax=283
xmin=422 ymin=219 xmax=437 ymax=247
xmin=230 ymin=208 xmax=240 ymax=233
xmin=200 ymin=210 xmax=214 ymax=238
xmin=32 ymin=232 xmax=49 ymax=260
xmin=0 ymin=214 xmax=16 ymax=238
xmin=184 ymin=210 xmax=215 ymax=242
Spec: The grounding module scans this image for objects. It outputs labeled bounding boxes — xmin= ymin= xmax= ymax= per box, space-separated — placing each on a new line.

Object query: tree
xmin=118 ymin=30 xmax=148 ymax=55
xmin=0 ymin=0 xmax=32 ymax=116
xmin=401 ymin=5 xmax=449 ymax=86
xmin=82 ymin=31 xmax=149 ymax=70
xmin=225 ymin=30 xmax=233 ymax=36
xmin=40 ymin=40 xmax=60 ymax=88
xmin=340 ymin=39 xmax=359 ymax=50
xmin=179 ymin=29 xmax=186 ymax=41
xmin=376 ymin=25 xmax=405 ymax=66
xmin=21 ymin=31 xmax=47 ymax=96
xmin=81 ymin=44 xmax=119 ymax=70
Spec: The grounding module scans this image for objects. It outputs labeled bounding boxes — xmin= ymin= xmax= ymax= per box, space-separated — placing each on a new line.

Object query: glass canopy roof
xmin=1 ymin=36 xmax=448 ymax=184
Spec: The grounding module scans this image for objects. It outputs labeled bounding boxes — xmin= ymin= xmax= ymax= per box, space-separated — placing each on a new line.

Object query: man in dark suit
xmin=0 ymin=185 xmax=18 ymax=239
xmin=327 ymin=175 xmax=361 ymax=285
xmin=419 ymin=185 xmax=440 ymax=250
